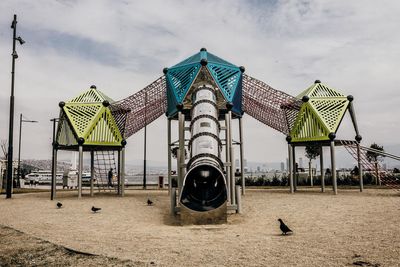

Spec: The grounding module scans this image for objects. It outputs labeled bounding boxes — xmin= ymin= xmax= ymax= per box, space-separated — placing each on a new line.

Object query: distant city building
xmin=299 ymin=157 xmax=303 ymax=168
xmin=281 ymin=162 xmax=285 ymax=172
xmin=257 ymin=166 xmax=261 ymax=172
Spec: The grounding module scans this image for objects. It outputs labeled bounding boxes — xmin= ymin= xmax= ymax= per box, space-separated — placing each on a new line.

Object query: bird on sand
xmin=91 ymin=206 xmax=101 ymax=213
xmin=278 ymin=218 xmax=293 ymax=235
xmin=147 ymin=199 xmax=153 ymax=206
xmin=56 ymin=202 xmax=62 ymax=209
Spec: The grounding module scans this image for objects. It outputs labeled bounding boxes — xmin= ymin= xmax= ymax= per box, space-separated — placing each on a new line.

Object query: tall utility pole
xmin=143 ymin=90 xmax=147 ymax=189
xmin=6 ymin=14 xmax=25 ymax=198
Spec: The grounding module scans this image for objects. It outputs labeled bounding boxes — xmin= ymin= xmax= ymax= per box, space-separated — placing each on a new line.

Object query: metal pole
xmin=239 ymin=117 xmax=245 ymax=195
xmin=320 ymin=145 xmax=325 ymax=192
xmin=235 ymin=185 xmax=242 ymax=214
xmin=90 ymin=151 xmax=94 ymax=197
xmin=6 ymin=15 xmax=18 ymax=198
xmin=117 ymin=150 xmax=121 ymax=195
xmin=17 ymin=114 xmax=22 ymax=188
xmin=121 ymin=146 xmax=125 ymax=197
xmin=225 ymin=113 xmax=231 ymax=202
xmin=143 ymin=90 xmax=147 ymax=189
xmin=357 ymin=143 xmax=363 ymax=192
xmin=292 ymin=146 xmax=297 ymax=192
xmin=170 ymin=187 xmax=176 ymax=215
xmin=288 ymin=143 xmax=294 ymax=193
xmin=330 ymin=141 xmax=337 ymax=195
xmin=178 ymin=112 xmax=185 ymax=191
xmin=78 ymin=145 xmax=83 ymax=198
xmin=228 ymin=111 xmax=235 ymax=205
xmin=167 ymin=118 xmax=172 ymax=195
xmin=50 ymin=118 xmax=57 ymax=200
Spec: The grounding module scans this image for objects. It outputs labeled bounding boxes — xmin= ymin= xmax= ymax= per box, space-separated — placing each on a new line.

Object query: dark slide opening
xmin=180 ymin=164 xmax=227 ymax=212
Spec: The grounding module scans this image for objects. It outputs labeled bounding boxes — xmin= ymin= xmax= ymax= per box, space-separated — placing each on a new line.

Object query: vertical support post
xmin=170 ymin=187 xmax=176 ymax=215
xmin=228 ymin=111 xmax=235 ymax=205
xmin=121 ymin=146 xmax=125 ymax=197
xmin=239 ymin=117 xmax=245 ymax=195
xmin=292 ymin=146 xmax=297 ymax=192
xmin=51 ymin=148 xmax=57 ymax=200
xmin=17 ymin=114 xmax=22 ymax=188
xmin=50 ymin=118 xmax=57 ymax=200
xmin=90 ymin=151 xmax=94 ymax=197
xmin=78 ymin=145 xmax=83 ymax=198
xmin=225 ymin=113 xmax=231 ymax=202
xmin=288 ymin=143 xmax=294 ymax=193
xmin=167 ymin=118 xmax=172 ymax=195
xmin=320 ymin=145 xmax=325 ymax=192
xmin=143 ymin=90 xmax=147 ymax=189
xmin=357 ymin=143 xmax=363 ymax=192
xmin=178 ymin=111 xmax=185 ymax=193
xmin=117 ymin=150 xmax=121 ymax=195
xmin=330 ymin=140 xmax=337 ymax=195
xmin=235 ymin=185 xmax=241 ymax=214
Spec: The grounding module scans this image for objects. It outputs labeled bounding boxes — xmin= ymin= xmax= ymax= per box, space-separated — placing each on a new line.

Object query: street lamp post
xmin=17 ymin=114 xmax=38 ymax=188
xmin=6 ymin=14 xmax=25 ymax=198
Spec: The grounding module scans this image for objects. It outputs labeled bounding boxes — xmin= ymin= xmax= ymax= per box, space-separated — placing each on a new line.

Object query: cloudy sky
xmin=0 ymin=0 xmax=399 ymax=167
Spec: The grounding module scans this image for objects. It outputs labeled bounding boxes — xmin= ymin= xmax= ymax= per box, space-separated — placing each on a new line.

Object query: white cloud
xmin=0 ymin=0 xmax=399 ymax=167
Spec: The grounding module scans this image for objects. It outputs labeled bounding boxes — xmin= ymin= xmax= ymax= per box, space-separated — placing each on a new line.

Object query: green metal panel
xmin=296 ymin=83 xmax=344 ymax=99
xmin=309 ymin=98 xmax=349 ymax=132
xmin=290 ymin=82 xmax=350 ymax=143
xmin=57 ymin=86 xmax=123 ymax=147
xmin=290 ymin=103 xmax=330 ymax=142
xmin=63 ymin=104 xmax=103 ymax=137
xmin=69 ymin=88 xmax=114 ymax=103
xmin=84 ymin=108 xmax=123 ymax=145
xmin=56 ymin=111 xmax=78 ymax=146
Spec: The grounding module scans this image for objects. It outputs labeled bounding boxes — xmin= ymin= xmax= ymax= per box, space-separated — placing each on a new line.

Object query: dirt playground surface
xmin=0 ymin=188 xmax=399 ymax=266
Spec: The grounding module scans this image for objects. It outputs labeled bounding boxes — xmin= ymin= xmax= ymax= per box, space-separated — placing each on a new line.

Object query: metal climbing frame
xmin=112 ymin=76 xmax=167 ymax=138
xmin=242 ymin=74 xmax=301 ymax=135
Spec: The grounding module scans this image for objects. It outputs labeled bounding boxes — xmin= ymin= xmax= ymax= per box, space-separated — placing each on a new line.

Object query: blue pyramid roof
xmin=165 ymin=48 xmax=243 ymax=118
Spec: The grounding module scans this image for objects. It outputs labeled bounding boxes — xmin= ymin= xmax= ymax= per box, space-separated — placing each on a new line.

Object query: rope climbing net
xmin=341 ymin=140 xmax=400 ymax=190
xmin=111 ymin=76 xmax=167 ymax=138
xmin=242 ymin=74 xmax=302 ymax=135
xmin=94 ymin=150 xmax=118 ymax=192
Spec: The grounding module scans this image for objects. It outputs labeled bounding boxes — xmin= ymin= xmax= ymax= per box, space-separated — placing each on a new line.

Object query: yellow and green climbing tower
xmin=56 ymin=85 xmax=123 ymax=148
xmin=290 ymin=81 xmax=350 ymax=142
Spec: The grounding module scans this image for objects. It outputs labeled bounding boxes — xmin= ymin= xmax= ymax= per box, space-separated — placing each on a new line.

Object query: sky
xmin=0 ymin=0 xmax=400 ymax=168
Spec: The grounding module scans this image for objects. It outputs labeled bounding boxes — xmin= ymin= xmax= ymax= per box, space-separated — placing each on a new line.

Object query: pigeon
xmin=91 ymin=206 xmax=101 ymax=213
xmin=147 ymin=199 xmax=153 ymax=206
xmin=278 ymin=218 xmax=293 ymax=235
xmin=56 ymin=202 xmax=62 ymax=209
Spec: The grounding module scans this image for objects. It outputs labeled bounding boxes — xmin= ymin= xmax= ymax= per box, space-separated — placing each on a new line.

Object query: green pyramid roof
xmin=56 ymin=86 xmax=123 ymax=148
xmin=290 ymin=82 xmax=350 ymax=142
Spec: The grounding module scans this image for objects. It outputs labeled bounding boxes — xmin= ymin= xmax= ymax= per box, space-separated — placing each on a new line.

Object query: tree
xmin=366 ymin=143 xmax=385 ymax=185
xmin=366 ymin=143 xmax=385 ymax=163
xmin=393 ymin=167 xmax=400 ymax=174
xmin=305 ymin=142 xmax=320 ymax=186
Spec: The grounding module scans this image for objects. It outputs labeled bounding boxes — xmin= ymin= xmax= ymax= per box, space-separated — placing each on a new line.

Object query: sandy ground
xmin=0 ymin=188 xmax=399 ymax=267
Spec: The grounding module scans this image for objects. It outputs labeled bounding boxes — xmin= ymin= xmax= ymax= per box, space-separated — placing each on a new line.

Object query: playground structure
xmin=52 ymin=85 xmax=128 ymax=199
xmin=52 ymin=48 xmax=399 ymax=222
